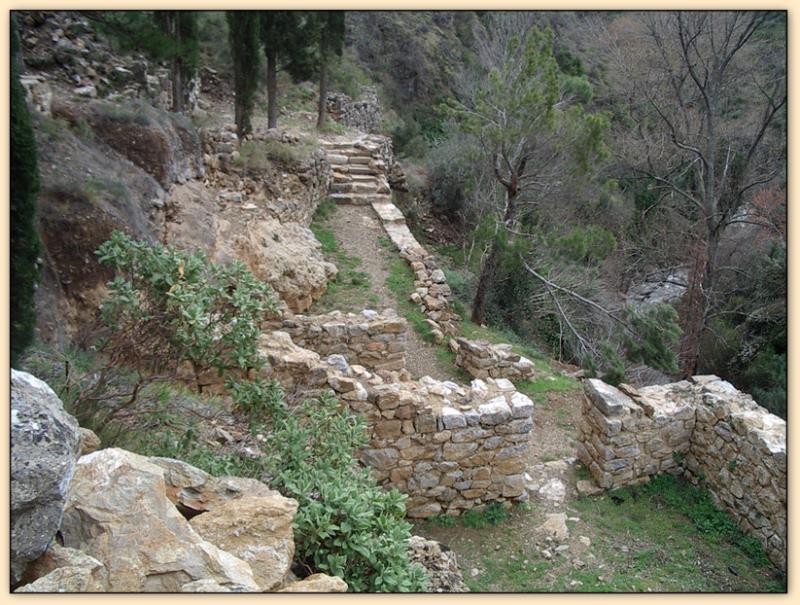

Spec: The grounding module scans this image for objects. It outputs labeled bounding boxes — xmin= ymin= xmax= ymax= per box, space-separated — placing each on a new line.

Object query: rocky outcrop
xmin=577 ymin=376 xmax=787 ymax=571
xmin=189 ymin=495 xmax=298 ymax=591
xmin=11 ymin=369 xmax=82 ymax=585
xmin=53 ymin=99 xmax=204 ymax=188
xmin=407 ymin=536 xmax=467 ymax=592
xmin=224 ymin=218 xmax=337 ymax=313
xmin=60 ymin=448 xmax=261 ymax=592
xmin=451 ymin=337 xmax=538 ymax=381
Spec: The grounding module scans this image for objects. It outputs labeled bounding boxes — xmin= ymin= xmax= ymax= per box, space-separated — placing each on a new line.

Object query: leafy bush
xmin=96 ymin=230 xmax=277 ymax=375
xmin=263 ymin=393 xmax=428 ymax=592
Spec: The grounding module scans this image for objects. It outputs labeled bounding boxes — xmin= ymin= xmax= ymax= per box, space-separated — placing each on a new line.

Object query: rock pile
xmin=407 ymin=536 xmax=467 ymax=592
xmin=577 ymin=376 xmax=786 ymax=571
xmin=451 ymin=337 xmax=538 ymax=380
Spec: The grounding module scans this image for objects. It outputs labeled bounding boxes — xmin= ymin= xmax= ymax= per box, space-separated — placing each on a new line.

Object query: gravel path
xmin=326 ymin=204 xmax=455 ymax=381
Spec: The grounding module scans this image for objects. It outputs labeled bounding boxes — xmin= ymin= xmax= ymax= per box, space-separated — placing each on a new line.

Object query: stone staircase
xmin=322 ymin=138 xmax=392 ymax=206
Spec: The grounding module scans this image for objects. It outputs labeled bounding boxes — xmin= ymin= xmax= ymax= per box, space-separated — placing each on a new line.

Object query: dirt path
xmin=326 ymin=204 xmax=455 ymax=381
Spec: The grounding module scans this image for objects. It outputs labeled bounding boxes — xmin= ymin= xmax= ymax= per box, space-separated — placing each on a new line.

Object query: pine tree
xmin=227 ymin=11 xmax=261 ymax=136
xmin=10 ymin=17 xmax=42 ymax=367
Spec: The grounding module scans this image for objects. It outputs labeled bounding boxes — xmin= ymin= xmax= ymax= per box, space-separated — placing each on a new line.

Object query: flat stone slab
xmin=372 ymin=201 xmax=406 ymax=223
xmin=585 ymin=378 xmax=636 ymax=417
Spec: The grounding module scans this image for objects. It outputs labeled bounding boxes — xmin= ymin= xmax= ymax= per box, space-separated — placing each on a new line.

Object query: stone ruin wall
xmin=451 ymin=337 xmax=538 ymax=381
xmin=577 ymin=376 xmax=786 ymax=570
xmin=326 ymin=86 xmax=382 ymax=134
xmin=197 ymin=328 xmax=535 ymax=518
xmin=272 ymin=310 xmax=408 ymax=372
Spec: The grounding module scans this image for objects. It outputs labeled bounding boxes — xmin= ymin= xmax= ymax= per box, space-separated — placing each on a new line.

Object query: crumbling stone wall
xmin=326 ymin=86 xmax=382 ymax=134
xmin=199 ymin=330 xmax=535 ymax=517
xmin=274 ymin=310 xmax=407 ymax=372
xmin=577 ymin=376 xmax=786 ymax=570
xmin=451 ymin=337 xmax=538 ymax=381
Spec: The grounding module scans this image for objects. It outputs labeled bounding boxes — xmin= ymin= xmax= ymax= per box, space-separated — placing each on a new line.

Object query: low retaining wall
xmin=451 ymin=337 xmax=538 ymax=381
xmin=577 ymin=376 xmax=786 ymax=570
xmin=275 ymin=310 xmax=407 ymax=372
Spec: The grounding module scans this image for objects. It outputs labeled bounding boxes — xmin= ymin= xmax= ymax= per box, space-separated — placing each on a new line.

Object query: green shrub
xmin=97 ymin=231 xmax=277 ymax=374
xmin=555 ymin=225 xmax=616 ymax=265
xmin=461 ymin=503 xmax=508 ymax=529
xmin=264 ymin=393 xmax=428 ymax=592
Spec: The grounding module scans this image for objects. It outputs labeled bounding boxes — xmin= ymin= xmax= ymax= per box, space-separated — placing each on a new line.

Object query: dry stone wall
xmin=451 ymin=337 xmax=538 ymax=380
xmin=197 ymin=330 xmax=535 ymax=517
xmin=274 ymin=310 xmax=407 ymax=372
xmin=577 ymin=376 xmax=786 ymax=570
xmin=326 ymin=87 xmax=382 ymax=134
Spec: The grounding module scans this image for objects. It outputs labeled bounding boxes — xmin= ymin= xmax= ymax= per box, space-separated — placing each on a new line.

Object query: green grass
xmin=516 ymin=374 xmax=581 ymax=396
xmin=425 ymin=474 xmax=784 ymax=593
xmin=385 ymin=256 xmax=437 ymax=343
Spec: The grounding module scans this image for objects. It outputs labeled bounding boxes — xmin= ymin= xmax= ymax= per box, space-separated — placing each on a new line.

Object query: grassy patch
xmin=516 ymin=374 xmax=581 ymax=396
xmin=385 ymin=256 xmax=436 ymax=343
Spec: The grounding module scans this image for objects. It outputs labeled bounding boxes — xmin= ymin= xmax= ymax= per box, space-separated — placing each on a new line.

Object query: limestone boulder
xmin=223 ymin=218 xmax=337 ymax=312
xmin=189 ymin=495 xmax=298 ymax=591
xmin=150 ymin=456 xmax=280 ymax=516
xmin=61 ymin=448 xmax=260 ymax=592
xmin=11 ymin=370 xmax=82 ymax=585
xmin=17 ymin=544 xmax=107 ymax=592
xmin=279 ymin=573 xmax=348 ymax=592
xmin=407 ymin=535 xmax=466 ymax=592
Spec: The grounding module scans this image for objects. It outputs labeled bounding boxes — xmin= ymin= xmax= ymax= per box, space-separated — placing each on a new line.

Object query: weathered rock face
xmin=11 ymin=370 xmax=82 ymax=585
xmin=578 ymin=376 xmax=787 ymax=571
xmin=279 ymin=573 xmax=348 ymax=593
xmin=326 ymin=86 xmax=382 ymax=133
xmin=452 ymin=337 xmax=538 ymax=381
xmin=189 ymin=495 xmax=298 ymax=591
xmin=53 ymin=99 xmax=204 ymax=188
xmin=222 ymin=218 xmax=337 ymax=313
xmin=60 ymin=448 xmax=260 ymax=592
xmin=407 ymin=536 xmax=467 ymax=592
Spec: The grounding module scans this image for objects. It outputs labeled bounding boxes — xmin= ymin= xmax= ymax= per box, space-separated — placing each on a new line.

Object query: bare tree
xmin=596 ymin=11 xmax=786 ymax=374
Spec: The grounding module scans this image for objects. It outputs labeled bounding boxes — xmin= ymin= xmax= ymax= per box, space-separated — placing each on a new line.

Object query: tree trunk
xmin=266 ymin=47 xmax=278 ymax=129
xmin=471 ymin=184 xmax=519 ymax=325
xmin=316 ymin=55 xmax=328 ymax=129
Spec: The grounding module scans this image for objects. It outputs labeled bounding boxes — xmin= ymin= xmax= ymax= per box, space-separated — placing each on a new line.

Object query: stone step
xmin=372 ymin=202 xmax=406 ymax=224
xmin=322 ymin=141 xmax=363 ymax=150
xmin=330 ymin=192 xmax=392 ymax=206
xmin=349 ymin=156 xmax=373 ymax=165
xmin=348 ymin=164 xmax=377 ymax=175
xmin=327 ymin=154 xmax=350 ymax=165
xmin=351 ymin=173 xmax=380 ymax=182
xmin=330 ymin=181 xmax=381 ymax=194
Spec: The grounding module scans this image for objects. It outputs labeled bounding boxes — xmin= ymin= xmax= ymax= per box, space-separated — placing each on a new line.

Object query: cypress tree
xmin=10 ymin=17 xmax=42 ymax=367
xmin=227 ymin=11 xmax=261 ymax=136
xmin=313 ymin=11 xmax=345 ymax=129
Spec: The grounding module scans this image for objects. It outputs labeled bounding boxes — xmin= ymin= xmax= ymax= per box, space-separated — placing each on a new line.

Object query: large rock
xmin=189 ymin=495 xmax=298 ymax=591
xmin=11 ymin=370 xmax=82 ymax=585
xmin=60 ymin=448 xmax=260 ymax=592
xmin=223 ymin=218 xmax=337 ymax=312
xmin=150 ymin=456 xmax=281 ymax=516
xmin=17 ymin=544 xmax=107 ymax=592
xmin=279 ymin=573 xmax=348 ymax=592
xmin=407 ymin=536 xmax=467 ymax=592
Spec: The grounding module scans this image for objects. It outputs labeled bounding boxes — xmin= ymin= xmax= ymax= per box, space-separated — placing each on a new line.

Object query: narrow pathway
xmin=326 ymin=204 xmax=454 ymax=381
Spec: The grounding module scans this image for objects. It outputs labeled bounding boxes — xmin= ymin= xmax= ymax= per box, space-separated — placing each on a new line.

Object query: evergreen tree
xmin=227 ymin=11 xmax=261 ymax=136
xmin=86 ymin=11 xmax=199 ymax=112
xmin=311 ymin=11 xmax=345 ymax=129
xmin=259 ymin=11 xmax=307 ymax=129
xmin=10 ymin=17 xmax=42 ymax=367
